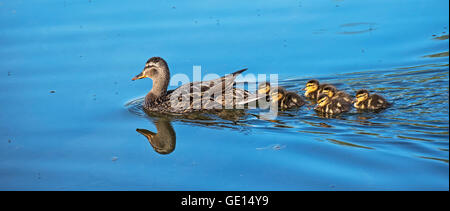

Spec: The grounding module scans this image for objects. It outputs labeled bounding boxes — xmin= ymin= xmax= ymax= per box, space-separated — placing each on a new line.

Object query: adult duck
xmin=132 ymin=57 xmax=251 ymax=113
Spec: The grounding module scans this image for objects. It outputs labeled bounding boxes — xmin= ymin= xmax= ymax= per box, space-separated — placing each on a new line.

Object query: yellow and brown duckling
xmin=303 ymin=79 xmax=332 ymax=100
xmin=132 ymin=57 xmax=251 ymax=113
xmin=321 ymin=84 xmax=352 ymax=103
xmin=314 ymin=93 xmax=352 ymax=115
xmin=353 ymin=89 xmax=391 ymax=110
xmin=267 ymin=86 xmax=306 ymax=110
xmin=253 ymin=82 xmax=305 ymax=109
xmin=257 ymin=82 xmax=272 ymax=102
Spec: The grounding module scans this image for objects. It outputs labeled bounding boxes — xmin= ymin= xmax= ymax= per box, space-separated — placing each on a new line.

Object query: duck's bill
xmin=132 ymin=72 xmax=145 ymax=81
xmin=136 ymin=128 xmax=156 ymax=137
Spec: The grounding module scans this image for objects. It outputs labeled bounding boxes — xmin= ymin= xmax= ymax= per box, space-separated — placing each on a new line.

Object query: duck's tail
xmin=231 ymin=68 xmax=248 ymax=76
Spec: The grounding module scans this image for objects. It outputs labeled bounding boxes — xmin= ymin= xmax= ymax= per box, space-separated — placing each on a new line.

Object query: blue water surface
xmin=0 ymin=0 xmax=448 ymax=190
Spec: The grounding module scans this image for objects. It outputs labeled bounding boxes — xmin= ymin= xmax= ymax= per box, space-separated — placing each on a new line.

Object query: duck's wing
xmin=167 ymin=68 xmax=248 ymax=110
xmin=286 ymin=92 xmax=306 ymax=107
xmin=213 ymin=87 xmax=257 ymax=108
xmin=369 ymin=94 xmax=390 ymax=109
xmin=204 ymin=68 xmax=248 ymax=97
xmin=334 ymin=90 xmax=353 ymax=103
xmin=234 ymin=91 xmax=267 ymax=106
xmin=169 ymin=68 xmax=247 ymax=98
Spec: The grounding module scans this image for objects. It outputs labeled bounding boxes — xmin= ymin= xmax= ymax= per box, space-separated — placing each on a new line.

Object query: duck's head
xmin=257 ymin=82 xmax=271 ymax=95
xmin=132 ymin=57 xmax=170 ymax=82
xmin=322 ymin=85 xmax=337 ymax=98
xmin=354 ymin=89 xmax=370 ymax=103
xmin=303 ymin=79 xmax=320 ymax=93
xmin=269 ymin=87 xmax=286 ymax=103
xmin=316 ymin=94 xmax=330 ymax=108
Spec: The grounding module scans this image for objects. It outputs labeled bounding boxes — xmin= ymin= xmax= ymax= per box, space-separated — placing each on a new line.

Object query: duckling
xmin=321 ymin=84 xmax=352 ymax=103
xmin=303 ymin=79 xmax=332 ymax=100
xmin=132 ymin=57 xmax=252 ymax=113
xmin=314 ymin=94 xmax=351 ymax=115
xmin=353 ymin=89 xmax=391 ymax=110
xmin=257 ymin=82 xmax=272 ymax=101
xmin=269 ymin=86 xmax=306 ymax=109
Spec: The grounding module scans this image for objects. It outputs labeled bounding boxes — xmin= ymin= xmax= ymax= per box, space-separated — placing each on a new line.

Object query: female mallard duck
xmin=257 ymin=82 xmax=305 ymax=109
xmin=353 ymin=89 xmax=390 ymax=110
xmin=314 ymin=93 xmax=351 ymax=115
xmin=321 ymin=84 xmax=352 ymax=103
xmin=132 ymin=57 xmax=252 ymax=113
xmin=303 ymin=79 xmax=331 ymax=100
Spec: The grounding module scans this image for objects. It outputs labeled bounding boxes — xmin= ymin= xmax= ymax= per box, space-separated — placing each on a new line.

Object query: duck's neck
xmin=149 ymin=79 xmax=169 ymax=98
xmin=152 ymin=119 xmax=176 ymax=154
xmin=148 ymin=66 xmax=171 ymax=98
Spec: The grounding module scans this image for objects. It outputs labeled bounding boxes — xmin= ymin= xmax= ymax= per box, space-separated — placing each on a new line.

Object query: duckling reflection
xmin=136 ymin=118 xmax=176 ymax=155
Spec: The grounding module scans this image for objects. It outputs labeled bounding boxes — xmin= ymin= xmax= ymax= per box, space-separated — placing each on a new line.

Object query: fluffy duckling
xmin=257 ymin=82 xmax=272 ymax=102
xmin=303 ymin=79 xmax=331 ymax=100
xmin=353 ymin=89 xmax=391 ymax=110
xmin=269 ymin=86 xmax=306 ymax=109
xmin=314 ymin=94 xmax=351 ymax=115
xmin=321 ymin=84 xmax=352 ymax=103
xmin=257 ymin=82 xmax=305 ymax=109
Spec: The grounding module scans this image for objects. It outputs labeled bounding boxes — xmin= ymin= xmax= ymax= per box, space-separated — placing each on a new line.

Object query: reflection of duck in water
xmin=136 ymin=118 xmax=176 ymax=155
xmin=314 ymin=93 xmax=351 ymax=115
xmin=353 ymin=89 xmax=391 ymax=110
xmin=257 ymin=82 xmax=305 ymax=109
xmin=132 ymin=57 xmax=251 ymax=113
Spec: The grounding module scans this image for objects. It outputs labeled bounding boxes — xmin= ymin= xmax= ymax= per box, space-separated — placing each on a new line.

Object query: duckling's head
xmin=257 ymin=82 xmax=271 ymax=95
xmin=132 ymin=57 xmax=170 ymax=81
xmin=316 ymin=94 xmax=330 ymax=107
xmin=269 ymin=87 xmax=286 ymax=103
xmin=322 ymin=85 xmax=337 ymax=98
xmin=355 ymin=89 xmax=370 ymax=103
xmin=304 ymin=79 xmax=320 ymax=93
